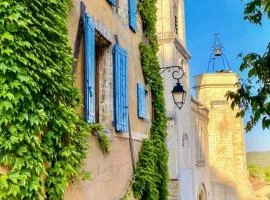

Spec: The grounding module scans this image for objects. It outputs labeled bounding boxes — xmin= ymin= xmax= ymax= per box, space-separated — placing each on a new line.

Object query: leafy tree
xmin=226 ymin=0 xmax=270 ymax=131
xmin=263 ymin=166 xmax=270 ymax=182
xmin=248 ymin=164 xmax=270 ymax=182
xmin=248 ymin=164 xmax=264 ymax=179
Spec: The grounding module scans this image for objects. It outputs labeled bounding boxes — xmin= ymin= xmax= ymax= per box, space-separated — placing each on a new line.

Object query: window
xmin=137 ymin=83 xmax=148 ymax=119
xmin=196 ymin=124 xmax=205 ymax=165
xmin=174 ymin=5 xmax=178 ymax=36
xmin=107 ymin=0 xmax=116 ymax=6
xmin=84 ymin=13 xmax=96 ymax=123
xmin=84 ymin=13 xmax=111 ymax=124
xmin=175 ymin=15 xmax=178 ymax=35
xmin=128 ymin=0 xmax=137 ymax=32
xmin=113 ymin=44 xmax=128 ymax=132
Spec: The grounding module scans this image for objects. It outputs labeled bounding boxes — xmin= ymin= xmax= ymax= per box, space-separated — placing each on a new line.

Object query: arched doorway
xmin=198 ymin=184 xmax=207 ymax=200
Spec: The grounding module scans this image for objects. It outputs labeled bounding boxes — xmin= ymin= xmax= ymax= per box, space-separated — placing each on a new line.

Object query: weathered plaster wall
xmin=156 ymin=0 xmax=193 ymax=199
xmin=65 ymin=0 xmax=152 ymax=199
xmin=194 ymin=72 xmax=255 ymax=200
xmin=191 ymin=97 xmax=211 ymax=200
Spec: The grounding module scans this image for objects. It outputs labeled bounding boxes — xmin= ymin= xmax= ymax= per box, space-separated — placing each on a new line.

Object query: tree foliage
xmin=248 ymin=164 xmax=270 ymax=182
xmin=226 ymin=0 xmax=270 ymax=131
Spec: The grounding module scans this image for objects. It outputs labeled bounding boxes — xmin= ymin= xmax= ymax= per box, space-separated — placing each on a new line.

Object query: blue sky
xmin=185 ymin=0 xmax=270 ymax=152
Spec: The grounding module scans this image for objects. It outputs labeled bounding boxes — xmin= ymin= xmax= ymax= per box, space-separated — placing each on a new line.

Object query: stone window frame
xmin=196 ymin=122 xmax=206 ymax=166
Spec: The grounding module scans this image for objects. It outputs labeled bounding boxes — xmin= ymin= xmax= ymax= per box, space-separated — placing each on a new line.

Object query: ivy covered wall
xmin=0 ymin=1 xmax=92 ymax=199
xmin=132 ymin=0 xmax=169 ymax=199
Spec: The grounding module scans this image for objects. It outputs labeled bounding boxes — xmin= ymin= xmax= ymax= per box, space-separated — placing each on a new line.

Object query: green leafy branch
xmin=226 ymin=0 xmax=270 ymax=131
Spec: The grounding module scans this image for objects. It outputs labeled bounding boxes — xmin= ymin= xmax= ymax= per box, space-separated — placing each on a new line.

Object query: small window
xmin=137 ymin=83 xmax=148 ymax=119
xmin=129 ymin=0 xmax=137 ymax=32
xmin=196 ymin=124 xmax=205 ymax=165
xmin=174 ymin=15 xmax=178 ymax=35
xmin=113 ymin=44 xmax=128 ymax=133
xmin=107 ymin=0 xmax=116 ymax=6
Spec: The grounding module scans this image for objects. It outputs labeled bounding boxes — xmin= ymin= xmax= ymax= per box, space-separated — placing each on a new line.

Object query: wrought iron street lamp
xmin=160 ymin=63 xmax=186 ymax=110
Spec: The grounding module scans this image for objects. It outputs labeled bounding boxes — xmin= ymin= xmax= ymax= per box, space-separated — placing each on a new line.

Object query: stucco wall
xmin=191 ymin=98 xmax=211 ymax=200
xmin=65 ymin=0 xmax=152 ymax=199
xmin=156 ymin=0 xmax=193 ymax=199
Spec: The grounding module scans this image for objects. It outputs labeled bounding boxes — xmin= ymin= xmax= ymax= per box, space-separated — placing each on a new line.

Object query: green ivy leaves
xmin=0 ymin=0 xmax=90 ymax=199
xmin=132 ymin=0 xmax=169 ymax=199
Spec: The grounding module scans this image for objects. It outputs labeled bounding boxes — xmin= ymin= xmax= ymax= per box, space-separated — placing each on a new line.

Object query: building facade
xmin=156 ymin=0 xmax=195 ymax=199
xmin=156 ymin=0 xmax=256 ymax=199
xmin=62 ymin=1 xmax=255 ymax=200
xmin=65 ymin=0 xmax=152 ymax=199
xmin=193 ymin=72 xmax=255 ymax=200
xmin=191 ymin=97 xmax=211 ymax=200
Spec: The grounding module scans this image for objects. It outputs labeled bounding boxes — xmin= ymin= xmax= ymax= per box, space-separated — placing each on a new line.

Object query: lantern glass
xmin=172 ymin=83 xmax=186 ymax=110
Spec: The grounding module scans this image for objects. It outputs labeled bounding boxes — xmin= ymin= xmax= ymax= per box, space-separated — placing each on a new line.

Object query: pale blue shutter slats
xmin=113 ymin=44 xmax=128 ymax=132
xmin=84 ymin=13 xmax=95 ymax=123
xmin=107 ymin=0 xmax=116 ymax=6
xmin=129 ymin=0 xmax=137 ymax=32
xmin=137 ymin=83 xmax=146 ymax=119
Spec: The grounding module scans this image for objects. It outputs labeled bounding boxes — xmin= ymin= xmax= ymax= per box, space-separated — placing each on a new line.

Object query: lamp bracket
xmin=160 ymin=65 xmax=185 ymax=83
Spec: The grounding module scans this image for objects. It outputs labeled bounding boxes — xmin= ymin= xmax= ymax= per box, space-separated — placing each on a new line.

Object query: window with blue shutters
xmin=113 ymin=44 xmax=128 ymax=133
xmin=128 ymin=0 xmax=137 ymax=32
xmin=107 ymin=0 xmax=116 ymax=6
xmin=84 ymin=13 xmax=96 ymax=123
xmin=137 ymin=83 xmax=147 ymax=119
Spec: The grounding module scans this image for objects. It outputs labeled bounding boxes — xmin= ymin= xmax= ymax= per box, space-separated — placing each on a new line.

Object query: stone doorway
xmin=198 ymin=184 xmax=207 ymax=200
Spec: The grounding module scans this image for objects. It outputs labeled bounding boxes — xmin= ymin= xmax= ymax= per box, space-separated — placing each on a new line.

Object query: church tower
xmin=194 ymin=36 xmax=255 ymax=200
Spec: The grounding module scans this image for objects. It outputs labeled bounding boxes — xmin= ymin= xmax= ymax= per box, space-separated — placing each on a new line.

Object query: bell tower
xmin=194 ymin=36 xmax=255 ymax=199
xmin=207 ymin=34 xmax=231 ymax=73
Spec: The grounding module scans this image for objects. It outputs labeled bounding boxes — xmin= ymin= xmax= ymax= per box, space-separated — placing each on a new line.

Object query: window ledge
xmin=113 ymin=130 xmax=149 ymax=141
xmin=196 ymin=162 xmax=206 ymax=167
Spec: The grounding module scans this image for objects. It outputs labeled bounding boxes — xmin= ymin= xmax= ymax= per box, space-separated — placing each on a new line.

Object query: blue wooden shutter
xmin=129 ymin=0 xmax=137 ymax=32
xmin=107 ymin=0 xmax=116 ymax=6
xmin=84 ymin=13 xmax=95 ymax=123
xmin=113 ymin=44 xmax=128 ymax=132
xmin=137 ymin=83 xmax=146 ymax=119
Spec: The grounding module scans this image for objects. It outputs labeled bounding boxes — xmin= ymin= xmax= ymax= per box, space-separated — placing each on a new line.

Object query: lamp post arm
xmin=159 ymin=65 xmax=185 ymax=83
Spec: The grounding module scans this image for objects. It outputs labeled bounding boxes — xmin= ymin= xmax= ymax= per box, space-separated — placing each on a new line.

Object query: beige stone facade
xmin=193 ymin=72 xmax=256 ymax=200
xmin=191 ymin=97 xmax=211 ymax=200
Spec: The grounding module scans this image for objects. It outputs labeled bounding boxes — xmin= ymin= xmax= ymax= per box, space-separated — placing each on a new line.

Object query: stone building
xmin=155 ymin=0 xmax=195 ymax=199
xmin=62 ymin=0 xmax=255 ymax=199
xmin=64 ymin=0 xmax=152 ymax=199
xmin=156 ymin=0 xmax=256 ymax=199
xmin=191 ymin=97 xmax=211 ymax=200
xmin=192 ymin=72 xmax=256 ymax=200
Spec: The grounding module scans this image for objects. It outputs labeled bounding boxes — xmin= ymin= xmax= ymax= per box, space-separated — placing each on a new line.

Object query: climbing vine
xmin=132 ymin=0 xmax=169 ymax=199
xmin=0 ymin=0 xmax=110 ymax=199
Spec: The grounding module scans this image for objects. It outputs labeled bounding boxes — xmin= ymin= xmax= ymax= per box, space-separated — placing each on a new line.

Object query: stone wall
xmin=194 ymin=72 xmax=255 ymax=200
xmin=168 ymin=180 xmax=180 ymax=200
